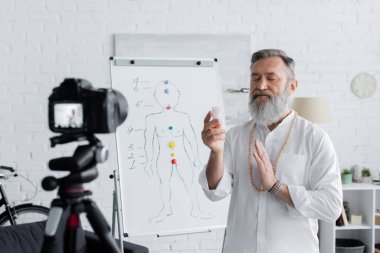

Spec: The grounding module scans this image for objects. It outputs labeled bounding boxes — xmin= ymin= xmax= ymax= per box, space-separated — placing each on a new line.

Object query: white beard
xmin=248 ymin=90 xmax=289 ymax=126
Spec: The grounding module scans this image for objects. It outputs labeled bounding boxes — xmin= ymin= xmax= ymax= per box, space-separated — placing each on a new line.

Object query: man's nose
xmin=257 ymin=79 xmax=267 ymax=91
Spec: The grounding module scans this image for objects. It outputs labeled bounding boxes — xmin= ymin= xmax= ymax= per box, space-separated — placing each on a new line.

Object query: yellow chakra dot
xmin=168 ymin=141 xmax=176 ymax=149
xmin=171 ymin=153 xmax=176 ymax=157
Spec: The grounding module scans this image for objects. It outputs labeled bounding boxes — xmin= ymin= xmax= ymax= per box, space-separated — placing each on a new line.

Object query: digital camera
xmin=48 ymin=78 xmax=128 ymax=134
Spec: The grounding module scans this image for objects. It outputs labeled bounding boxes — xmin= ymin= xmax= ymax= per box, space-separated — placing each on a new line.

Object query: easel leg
xmin=112 ymin=189 xmax=116 ymax=237
xmin=111 ymin=170 xmax=125 ymax=251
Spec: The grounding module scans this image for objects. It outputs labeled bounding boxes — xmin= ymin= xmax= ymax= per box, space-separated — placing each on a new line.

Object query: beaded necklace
xmin=248 ymin=112 xmax=298 ymax=192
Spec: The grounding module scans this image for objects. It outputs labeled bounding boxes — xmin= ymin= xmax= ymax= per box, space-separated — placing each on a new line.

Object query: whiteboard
xmin=110 ymin=57 xmax=230 ymax=236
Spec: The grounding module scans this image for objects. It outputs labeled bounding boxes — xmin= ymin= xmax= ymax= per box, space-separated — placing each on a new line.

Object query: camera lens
xmin=112 ymin=90 xmax=128 ymax=128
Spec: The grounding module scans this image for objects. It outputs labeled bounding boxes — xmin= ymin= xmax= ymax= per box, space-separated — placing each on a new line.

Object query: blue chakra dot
xmin=164 ymin=88 xmax=169 ymax=94
xmin=164 ymin=80 xmax=169 ymax=84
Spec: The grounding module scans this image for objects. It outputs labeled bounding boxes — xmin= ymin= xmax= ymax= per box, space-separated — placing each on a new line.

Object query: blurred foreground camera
xmin=48 ymin=78 xmax=128 ymax=134
xmin=41 ymin=78 xmax=130 ymax=253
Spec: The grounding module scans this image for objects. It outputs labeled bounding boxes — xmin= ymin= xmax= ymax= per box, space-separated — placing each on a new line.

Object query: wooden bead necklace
xmin=248 ymin=112 xmax=298 ymax=192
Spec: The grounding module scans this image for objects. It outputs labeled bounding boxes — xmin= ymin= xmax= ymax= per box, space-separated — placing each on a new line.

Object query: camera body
xmin=48 ymin=78 xmax=128 ymax=134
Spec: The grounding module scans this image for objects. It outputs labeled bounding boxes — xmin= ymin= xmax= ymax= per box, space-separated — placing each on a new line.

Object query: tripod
xmin=41 ymin=134 xmax=121 ymax=253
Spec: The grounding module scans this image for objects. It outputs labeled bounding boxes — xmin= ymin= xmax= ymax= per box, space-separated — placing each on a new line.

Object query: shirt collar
xmin=254 ymin=110 xmax=296 ymax=133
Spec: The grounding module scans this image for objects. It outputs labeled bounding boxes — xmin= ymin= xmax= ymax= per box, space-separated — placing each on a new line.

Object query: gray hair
xmin=251 ymin=49 xmax=295 ymax=80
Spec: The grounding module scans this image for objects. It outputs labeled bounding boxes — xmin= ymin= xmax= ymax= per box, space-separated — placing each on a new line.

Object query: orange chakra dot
xmin=171 ymin=159 xmax=177 ymax=165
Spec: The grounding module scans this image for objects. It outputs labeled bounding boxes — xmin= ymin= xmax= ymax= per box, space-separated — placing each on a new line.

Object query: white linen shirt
xmin=199 ymin=111 xmax=343 ymax=253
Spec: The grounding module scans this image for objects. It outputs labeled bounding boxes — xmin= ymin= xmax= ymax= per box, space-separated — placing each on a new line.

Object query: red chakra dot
xmin=171 ymin=159 xmax=177 ymax=165
xmin=166 ymin=105 xmax=171 ymax=110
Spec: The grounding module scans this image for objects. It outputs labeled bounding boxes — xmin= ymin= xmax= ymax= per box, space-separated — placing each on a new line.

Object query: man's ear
xmin=288 ymin=79 xmax=298 ymax=95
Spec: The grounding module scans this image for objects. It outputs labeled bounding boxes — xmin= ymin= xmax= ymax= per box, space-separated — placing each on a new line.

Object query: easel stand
xmin=110 ymin=170 xmax=125 ymax=251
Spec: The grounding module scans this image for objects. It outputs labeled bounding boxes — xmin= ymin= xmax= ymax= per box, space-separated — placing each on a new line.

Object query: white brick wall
xmin=1 ymin=0 xmax=380 ymax=252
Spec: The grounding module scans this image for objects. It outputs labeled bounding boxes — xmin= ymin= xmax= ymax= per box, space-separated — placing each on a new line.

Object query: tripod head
xmin=42 ymin=134 xmax=108 ymax=198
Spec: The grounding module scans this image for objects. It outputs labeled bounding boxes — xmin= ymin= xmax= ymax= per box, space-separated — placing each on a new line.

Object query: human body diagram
xmin=143 ymin=80 xmax=213 ymax=223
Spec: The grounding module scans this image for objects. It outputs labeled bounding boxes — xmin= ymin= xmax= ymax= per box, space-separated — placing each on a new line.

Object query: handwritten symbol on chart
xmin=127 ymin=127 xmax=134 ymax=135
xmin=132 ymin=77 xmax=149 ymax=92
xmin=132 ymin=78 xmax=140 ymax=92
xmin=127 ymin=127 xmax=144 ymax=135
xmin=136 ymin=100 xmax=143 ymax=107
xmin=129 ymin=160 xmax=136 ymax=170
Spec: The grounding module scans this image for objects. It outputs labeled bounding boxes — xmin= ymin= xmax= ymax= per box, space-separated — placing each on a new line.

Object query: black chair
xmin=0 ymin=221 xmax=149 ymax=253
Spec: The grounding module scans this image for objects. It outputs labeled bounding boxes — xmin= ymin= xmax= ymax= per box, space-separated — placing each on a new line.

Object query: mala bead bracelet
xmin=268 ymin=180 xmax=282 ymax=197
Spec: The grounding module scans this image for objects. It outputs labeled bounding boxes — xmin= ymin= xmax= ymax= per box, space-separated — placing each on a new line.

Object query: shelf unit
xmin=320 ymin=183 xmax=380 ymax=253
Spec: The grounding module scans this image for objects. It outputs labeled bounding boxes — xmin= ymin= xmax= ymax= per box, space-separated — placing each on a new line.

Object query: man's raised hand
xmin=201 ymin=111 xmax=225 ymax=154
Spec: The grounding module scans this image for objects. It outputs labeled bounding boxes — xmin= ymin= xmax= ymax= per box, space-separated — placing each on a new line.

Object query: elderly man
xmin=200 ymin=49 xmax=342 ymax=253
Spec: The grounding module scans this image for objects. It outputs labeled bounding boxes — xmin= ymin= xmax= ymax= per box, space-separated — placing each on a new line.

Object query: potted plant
xmin=362 ymin=167 xmax=371 ymax=183
xmin=341 ymin=168 xmax=352 ymax=184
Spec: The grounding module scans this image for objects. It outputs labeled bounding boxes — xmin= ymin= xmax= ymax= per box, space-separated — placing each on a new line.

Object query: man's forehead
xmin=251 ymin=56 xmax=287 ymax=73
